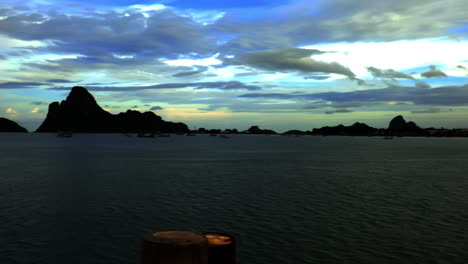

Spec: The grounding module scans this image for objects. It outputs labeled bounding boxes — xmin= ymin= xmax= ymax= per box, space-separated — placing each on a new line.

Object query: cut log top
xmin=204 ymin=233 xmax=233 ymax=246
xmin=145 ymin=230 xmax=208 ymax=246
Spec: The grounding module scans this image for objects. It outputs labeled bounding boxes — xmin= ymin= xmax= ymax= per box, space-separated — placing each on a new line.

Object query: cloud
xmin=457 ymin=65 xmax=466 ymax=69
xmin=5 ymin=107 xmax=17 ymax=114
xmin=415 ymin=81 xmax=431 ymax=89
xmin=232 ymin=48 xmax=356 ymax=78
xmin=304 ymin=75 xmax=331 ymax=80
xmin=421 ymin=65 xmax=448 ymax=78
xmin=31 ymin=101 xmax=46 ymax=105
xmin=303 ymin=101 xmax=365 ymax=110
xmin=411 ymin=108 xmax=444 ymax=114
xmin=240 ymin=84 xmax=468 ymax=106
xmin=31 ymin=107 xmax=42 ymax=113
xmin=325 ymin=109 xmax=353 ymax=114
xmin=48 ymin=81 xmax=262 ymax=91
xmin=150 ymin=106 xmax=164 ymax=110
xmin=171 ymin=70 xmax=205 ymax=77
xmin=367 ymin=67 xmax=413 ymax=79
xmin=318 ymin=0 xmax=467 ymax=41
xmin=0 ymin=82 xmax=44 ymax=89
xmin=46 ymin=79 xmax=77 ymax=83
xmin=0 ymin=8 xmax=215 ymax=65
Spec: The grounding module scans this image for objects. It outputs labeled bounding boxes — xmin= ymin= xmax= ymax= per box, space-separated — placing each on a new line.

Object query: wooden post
xmin=141 ymin=230 xmax=209 ymax=264
xmin=203 ymin=233 xmax=236 ymax=264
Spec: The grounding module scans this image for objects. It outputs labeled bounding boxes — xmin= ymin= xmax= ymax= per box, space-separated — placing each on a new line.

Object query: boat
xmin=137 ymin=132 xmax=156 ymax=138
xmin=158 ymin=134 xmax=170 ymax=137
xmin=219 ymin=135 xmax=229 ymax=139
xmin=186 ymin=133 xmax=196 ymax=136
xmin=384 ymin=136 xmax=394 ymax=139
xmin=210 ymin=134 xmax=217 ymax=136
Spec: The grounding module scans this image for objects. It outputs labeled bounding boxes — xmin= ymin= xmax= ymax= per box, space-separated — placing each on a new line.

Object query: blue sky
xmin=0 ymin=0 xmax=467 ymax=132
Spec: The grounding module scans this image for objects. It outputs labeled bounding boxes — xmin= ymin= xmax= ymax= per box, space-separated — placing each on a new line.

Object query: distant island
xmin=0 ymin=117 xmax=28 ymax=133
xmin=35 ymin=86 xmax=189 ymax=133
xmin=1 ymin=86 xmax=468 ymax=137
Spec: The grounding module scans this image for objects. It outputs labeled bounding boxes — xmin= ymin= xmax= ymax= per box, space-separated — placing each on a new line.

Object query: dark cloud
xmin=234 ymin=72 xmax=265 ymax=77
xmin=131 ymin=105 xmax=139 ymax=108
xmin=421 ymin=65 xmax=448 ymax=78
xmin=239 ymin=92 xmax=298 ymax=100
xmin=231 ymin=48 xmax=355 ymax=78
xmin=150 ymin=106 xmax=164 ymax=110
xmin=415 ymin=81 xmax=431 ymax=89
xmin=457 ymin=65 xmax=466 ymax=69
xmin=325 ymin=109 xmax=353 ymax=114
xmin=303 ymin=101 xmax=365 ymax=110
xmin=240 ymin=84 xmax=468 ymax=106
xmin=367 ymin=67 xmax=414 ymax=80
xmin=48 ymin=81 xmax=262 ymax=92
xmin=46 ymin=79 xmax=77 ymax=83
xmin=213 ymin=0 xmax=466 ymax=53
xmin=411 ymin=108 xmax=443 ymax=114
xmin=172 ymin=70 xmax=205 ymax=77
xmin=0 ymin=8 xmax=215 ymax=65
xmin=304 ymin=75 xmax=331 ymax=80
xmin=31 ymin=101 xmax=46 ymax=105
xmin=0 ymin=81 xmax=44 ymax=89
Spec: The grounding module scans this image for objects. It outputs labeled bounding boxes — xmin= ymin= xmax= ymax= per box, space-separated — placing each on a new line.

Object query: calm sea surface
xmin=1 ymin=133 xmax=467 ymax=264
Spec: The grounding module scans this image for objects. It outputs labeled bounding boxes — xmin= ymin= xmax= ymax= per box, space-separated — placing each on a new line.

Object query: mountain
xmin=0 ymin=117 xmax=28 ymax=132
xmin=311 ymin=122 xmax=378 ymax=136
xmin=36 ymin=86 xmax=189 ymax=133
xmin=246 ymin=125 xmax=277 ymax=134
xmin=387 ymin=115 xmax=422 ymax=135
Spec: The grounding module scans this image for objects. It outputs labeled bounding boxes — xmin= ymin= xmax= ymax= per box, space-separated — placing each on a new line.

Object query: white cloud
xmin=301 ymin=37 xmax=468 ymax=78
xmin=0 ymin=34 xmax=47 ymax=51
xmin=128 ymin=4 xmax=167 ymax=12
xmin=31 ymin=107 xmax=40 ymax=113
xmin=162 ymin=54 xmax=222 ymax=67
xmin=113 ymin=54 xmax=135 ymax=59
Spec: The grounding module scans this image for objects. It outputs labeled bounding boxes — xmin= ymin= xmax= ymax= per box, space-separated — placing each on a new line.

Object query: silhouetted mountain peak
xmin=388 ymin=115 xmax=421 ymax=133
xmin=67 ymin=86 xmax=94 ymax=101
xmin=388 ymin=115 xmax=407 ymax=130
xmin=36 ymin=86 xmax=188 ymax=133
xmin=247 ymin=125 xmax=277 ymax=134
xmin=0 ymin=117 xmax=28 ymax=132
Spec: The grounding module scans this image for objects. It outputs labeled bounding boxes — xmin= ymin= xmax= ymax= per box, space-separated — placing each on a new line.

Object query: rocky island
xmin=2 ymin=86 xmax=468 ymax=137
xmin=0 ymin=118 xmax=28 ymax=133
xmin=36 ymin=86 xmax=189 ymax=133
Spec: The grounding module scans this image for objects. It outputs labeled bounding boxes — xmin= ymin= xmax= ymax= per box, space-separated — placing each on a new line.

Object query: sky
xmin=0 ymin=0 xmax=467 ymax=132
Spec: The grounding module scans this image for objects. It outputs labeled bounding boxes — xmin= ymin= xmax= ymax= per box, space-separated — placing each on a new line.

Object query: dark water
xmin=1 ymin=133 xmax=467 ymax=264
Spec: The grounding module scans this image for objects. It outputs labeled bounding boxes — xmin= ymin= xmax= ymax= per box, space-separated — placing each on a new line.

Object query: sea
xmin=0 ymin=133 xmax=467 ymax=264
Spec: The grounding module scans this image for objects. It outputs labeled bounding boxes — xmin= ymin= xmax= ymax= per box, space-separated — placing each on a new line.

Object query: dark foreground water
xmin=1 ymin=133 xmax=467 ymax=264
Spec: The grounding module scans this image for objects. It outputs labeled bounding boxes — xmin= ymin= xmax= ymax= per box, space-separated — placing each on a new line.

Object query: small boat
xmin=158 ymin=134 xmax=170 ymax=137
xmin=137 ymin=132 xmax=156 ymax=138
xmin=210 ymin=134 xmax=217 ymax=136
xmin=186 ymin=133 xmax=196 ymax=136
xmin=219 ymin=135 xmax=229 ymax=139
xmin=384 ymin=136 xmax=394 ymax=139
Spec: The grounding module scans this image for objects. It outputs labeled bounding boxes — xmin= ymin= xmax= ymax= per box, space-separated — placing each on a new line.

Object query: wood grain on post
xmin=203 ymin=233 xmax=236 ymax=264
xmin=141 ymin=230 xmax=209 ymax=264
